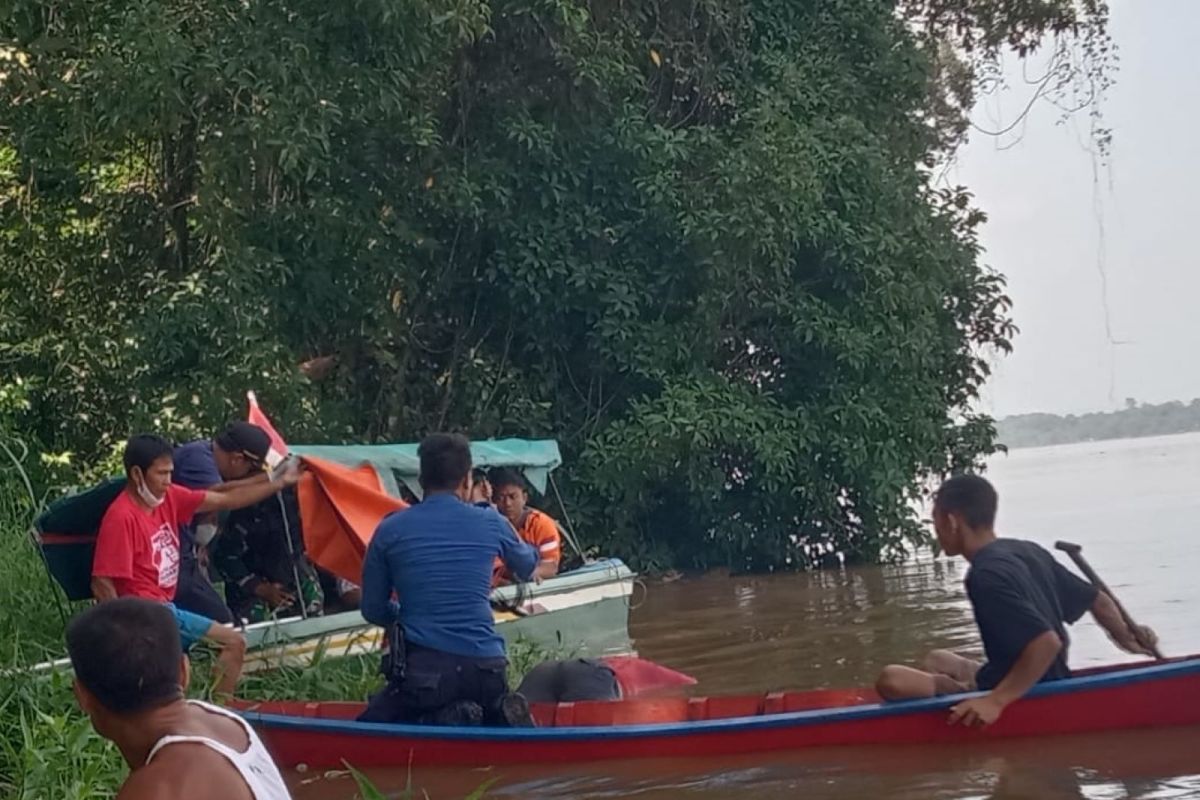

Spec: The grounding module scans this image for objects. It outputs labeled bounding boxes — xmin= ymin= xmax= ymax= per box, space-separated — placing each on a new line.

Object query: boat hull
xmin=240 ymin=559 xmax=635 ymax=672
xmin=237 ymin=656 xmax=1200 ymax=768
xmin=25 ymin=560 xmax=636 ymax=676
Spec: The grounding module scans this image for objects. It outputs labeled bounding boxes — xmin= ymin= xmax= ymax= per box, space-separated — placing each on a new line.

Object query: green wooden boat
xmin=240 ymin=559 xmax=636 ymax=672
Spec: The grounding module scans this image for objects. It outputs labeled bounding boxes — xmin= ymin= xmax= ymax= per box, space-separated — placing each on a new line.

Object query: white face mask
xmin=136 ymin=476 xmax=165 ymax=508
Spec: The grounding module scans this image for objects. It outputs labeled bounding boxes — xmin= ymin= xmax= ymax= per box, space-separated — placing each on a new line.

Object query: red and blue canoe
xmin=234 ymin=654 xmax=1200 ymax=769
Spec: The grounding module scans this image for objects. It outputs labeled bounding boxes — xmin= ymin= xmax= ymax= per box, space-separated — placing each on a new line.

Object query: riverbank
xmin=997 ymin=399 xmax=1200 ymax=449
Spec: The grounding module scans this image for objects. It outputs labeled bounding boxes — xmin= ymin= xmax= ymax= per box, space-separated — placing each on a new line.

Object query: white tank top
xmin=146 ymin=700 xmax=292 ymax=800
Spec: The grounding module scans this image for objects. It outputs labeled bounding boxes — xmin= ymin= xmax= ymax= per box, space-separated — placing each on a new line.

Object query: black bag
xmin=380 ymin=620 xmax=406 ymax=683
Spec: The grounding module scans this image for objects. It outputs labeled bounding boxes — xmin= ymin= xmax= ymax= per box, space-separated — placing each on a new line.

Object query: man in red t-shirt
xmin=92 ymin=434 xmax=301 ymax=696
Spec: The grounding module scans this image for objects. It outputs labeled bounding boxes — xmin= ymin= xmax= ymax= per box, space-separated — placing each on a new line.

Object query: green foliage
xmin=0 ymin=441 xmax=82 ymax=667
xmin=234 ymin=650 xmax=383 ymax=703
xmin=1 ymin=0 xmax=1109 ymax=572
xmin=0 ymin=667 xmax=124 ymax=799
xmin=998 ymin=398 xmax=1200 ymax=449
xmin=346 ymin=763 xmax=392 ymax=800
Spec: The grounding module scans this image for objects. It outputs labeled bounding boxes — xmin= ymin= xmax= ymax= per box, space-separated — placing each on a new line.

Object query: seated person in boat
xmin=65 ymin=598 xmax=293 ymax=800
xmin=875 ymin=475 xmax=1158 ymax=727
xmin=171 ymin=422 xmax=274 ymax=625
xmin=91 ymin=434 xmax=301 ymax=696
xmin=489 ymin=467 xmax=562 ymax=583
xmin=213 ymin=481 xmax=325 ymax=622
xmin=357 ymin=433 xmax=540 ymax=726
xmin=468 ymin=467 xmax=493 ymax=507
xmin=313 ymin=567 xmax=362 ymax=614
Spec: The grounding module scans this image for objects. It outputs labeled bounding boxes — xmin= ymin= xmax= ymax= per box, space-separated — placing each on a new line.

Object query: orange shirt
xmin=492 ymin=508 xmax=561 ymax=586
xmin=517 ymin=508 xmax=561 ymax=566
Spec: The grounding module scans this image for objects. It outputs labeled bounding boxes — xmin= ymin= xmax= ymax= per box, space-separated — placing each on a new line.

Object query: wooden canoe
xmin=235 ymin=654 xmax=1200 ymax=769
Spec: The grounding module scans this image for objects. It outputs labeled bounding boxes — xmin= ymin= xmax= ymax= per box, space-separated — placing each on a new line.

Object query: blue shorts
xmin=166 ymin=603 xmax=215 ymax=651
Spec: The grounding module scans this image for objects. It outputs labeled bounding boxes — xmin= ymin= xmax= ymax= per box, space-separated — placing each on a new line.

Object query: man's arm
xmin=497 ymin=516 xmax=538 ymax=583
xmin=949 ymin=630 xmax=1062 ymax=727
xmin=529 ymin=514 xmax=562 ymax=582
xmin=208 ymin=472 xmax=271 ymax=493
xmin=91 ymin=576 xmax=118 ymax=602
xmin=196 ymin=464 xmax=299 ymax=514
xmin=1090 ymin=591 xmax=1158 ymax=656
xmin=359 ymin=534 xmax=397 ymax=627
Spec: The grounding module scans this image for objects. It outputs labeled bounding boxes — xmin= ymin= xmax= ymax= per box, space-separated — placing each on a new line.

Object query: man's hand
xmin=272 ymin=458 xmax=303 ymax=488
xmin=1092 ymin=592 xmax=1160 ymax=658
xmin=255 ymin=581 xmax=295 ymax=608
xmin=1115 ymin=624 xmax=1159 ymax=656
xmin=948 ymin=694 xmax=1005 ymax=727
xmin=199 ymin=459 xmax=302 ymax=514
xmin=91 ymin=576 xmax=119 ymax=602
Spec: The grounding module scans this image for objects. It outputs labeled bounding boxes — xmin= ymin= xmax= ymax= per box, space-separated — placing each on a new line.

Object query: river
xmin=294 ymin=432 xmax=1200 ymax=799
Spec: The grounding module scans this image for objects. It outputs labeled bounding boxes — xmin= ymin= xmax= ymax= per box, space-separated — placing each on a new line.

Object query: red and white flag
xmin=246 ymin=390 xmax=289 ymax=468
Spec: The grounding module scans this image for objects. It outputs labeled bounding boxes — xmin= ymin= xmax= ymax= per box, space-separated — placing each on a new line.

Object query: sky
xmin=952 ymin=0 xmax=1200 ymax=418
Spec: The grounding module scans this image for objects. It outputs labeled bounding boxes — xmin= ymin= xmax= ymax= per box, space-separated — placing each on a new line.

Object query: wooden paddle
xmin=1055 ymin=540 xmax=1164 ymax=660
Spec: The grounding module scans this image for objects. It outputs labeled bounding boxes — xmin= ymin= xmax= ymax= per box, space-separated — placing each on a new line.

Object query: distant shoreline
xmin=996 ymin=399 xmax=1200 ymax=450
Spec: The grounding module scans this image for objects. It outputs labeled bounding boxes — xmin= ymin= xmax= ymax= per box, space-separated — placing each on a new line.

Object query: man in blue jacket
xmin=358 ymin=433 xmax=539 ymax=726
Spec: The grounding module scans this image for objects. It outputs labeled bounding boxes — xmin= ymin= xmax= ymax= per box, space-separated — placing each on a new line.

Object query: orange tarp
xmin=296 ymin=456 xmax=408 ymax=585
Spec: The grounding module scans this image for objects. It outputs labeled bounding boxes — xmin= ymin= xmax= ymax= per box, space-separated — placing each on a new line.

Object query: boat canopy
xmin=291 ymin=438 xmax=562 ymax=500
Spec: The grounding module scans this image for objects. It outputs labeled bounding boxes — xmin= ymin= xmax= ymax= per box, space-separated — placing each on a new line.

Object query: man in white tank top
xmin=66 ymin=597 xmax=292 ymax=799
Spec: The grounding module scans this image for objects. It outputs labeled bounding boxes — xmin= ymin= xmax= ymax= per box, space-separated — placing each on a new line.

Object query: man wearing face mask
xmin=91 ymin=433 xmax=301 ymax=696
xmin=170 ymin=422 xmax=274 ymax=624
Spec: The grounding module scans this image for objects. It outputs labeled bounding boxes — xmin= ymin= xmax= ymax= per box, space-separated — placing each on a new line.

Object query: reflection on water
xmin=292 ymin=434 xmax=1200 ymax=799
xmin=295 ymin=728 xmax=1200 ymax=800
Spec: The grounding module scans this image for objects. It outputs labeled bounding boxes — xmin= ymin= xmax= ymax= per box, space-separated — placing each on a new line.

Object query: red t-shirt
xmin=92 ymin=484 xmax=207 ymax=602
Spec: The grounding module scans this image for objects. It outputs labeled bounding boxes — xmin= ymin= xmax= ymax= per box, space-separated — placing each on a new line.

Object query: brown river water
xmin=294 ymin=433 xmax=1200 ymax=799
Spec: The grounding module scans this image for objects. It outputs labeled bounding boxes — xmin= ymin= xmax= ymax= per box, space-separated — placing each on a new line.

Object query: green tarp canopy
xmin=291 ymin=438 xmax=562 ymax=500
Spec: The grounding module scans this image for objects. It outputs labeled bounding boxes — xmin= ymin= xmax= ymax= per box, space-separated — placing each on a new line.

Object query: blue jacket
xmin=360 ymin=493 xmax=538 ymax=659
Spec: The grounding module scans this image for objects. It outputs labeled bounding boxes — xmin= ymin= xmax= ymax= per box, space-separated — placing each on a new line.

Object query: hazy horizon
xmin=954 ymin=0 xmax=1200 ymax=419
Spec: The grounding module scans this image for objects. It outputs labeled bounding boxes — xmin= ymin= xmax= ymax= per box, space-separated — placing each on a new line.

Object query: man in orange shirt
xmin=489 ymin=468 xmax=561 ymax=582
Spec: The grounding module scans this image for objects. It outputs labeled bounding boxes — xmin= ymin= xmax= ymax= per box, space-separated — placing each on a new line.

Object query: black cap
xmin=214 ymin=422 xmax=271 ymax=463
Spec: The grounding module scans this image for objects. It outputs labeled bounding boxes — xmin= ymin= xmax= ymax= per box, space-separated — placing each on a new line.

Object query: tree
xmin=1 ymin=0 xmax=1108 ymax=570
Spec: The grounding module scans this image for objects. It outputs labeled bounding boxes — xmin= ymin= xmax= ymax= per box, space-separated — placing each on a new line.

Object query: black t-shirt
xmin=967 ymin=539 xmax=1098 ymax=690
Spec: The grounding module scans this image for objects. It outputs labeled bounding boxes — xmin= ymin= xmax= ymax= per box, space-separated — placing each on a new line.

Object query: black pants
xmin=358 ymin=643 xmax=509 ymax=725
xmin=517 ymin=658 xmax=620 ymax=703
xmin=174 ymin=556 xmax=235 ymax=625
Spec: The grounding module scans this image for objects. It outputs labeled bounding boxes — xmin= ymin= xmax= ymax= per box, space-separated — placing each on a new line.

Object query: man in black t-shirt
xmin=875 ymin=475 xmax=1158 ymax=727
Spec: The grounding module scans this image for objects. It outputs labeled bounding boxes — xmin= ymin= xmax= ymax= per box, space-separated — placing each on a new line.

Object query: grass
xmin=0 ymin=462 xmax=127 ymax=799
xmin=0 ymin=468 xmax=81 ymax=668
xmin=0 ymin=457 xmax=558 ymax=799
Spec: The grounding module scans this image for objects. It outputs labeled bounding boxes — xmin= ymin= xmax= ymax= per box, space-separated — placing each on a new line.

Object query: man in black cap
xmin=171 ymin=422 xmax=274 ymax=623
